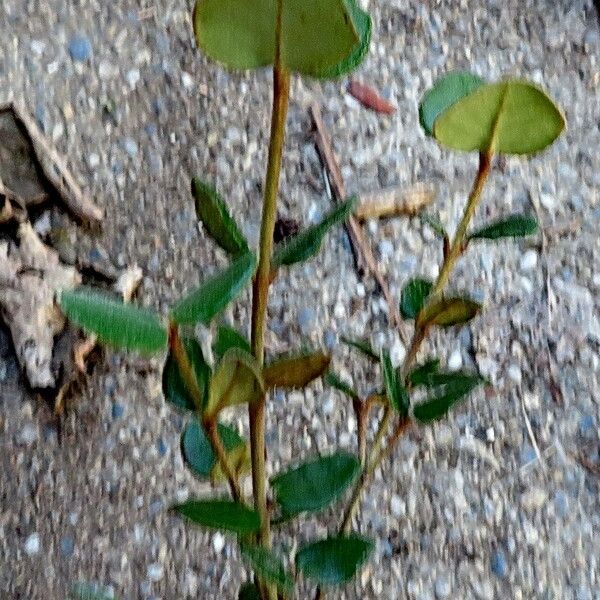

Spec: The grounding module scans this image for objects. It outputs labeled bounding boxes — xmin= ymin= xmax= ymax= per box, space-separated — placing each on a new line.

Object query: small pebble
xmin=147 ymin=563 xmax=164 ymax=582
xmin=297 ymin=307 xmax=316 ymax=335
xmin=507 ymin=364 xmax=522 ymax=384
xmin=519 ymin=250 xmax=538 ymax=272
xmin=156 ymin=438 xmax=168 ymax=457
xmin=17 ymin=424 xmax=38 ymax=446
xmin=68 ymin=35 xmax=92 ymax=61
xmin=212 ymin=532 xmax=225 ymax=553
xmin=24 ymin=533 xmax=40 ymax=556
xmin=111 ymin=403 xmax=125 ymax=419
xmin=447 ymin=349 xmax=462 ymax=371
xmin=490 ymin=549 xmax=507 ymax=578
xmin=121 ymin=138 xmax=138 ymax=158
xmin=553 ymin=490 xmax=569 ymax=518
xmin=434 ymin=575 xmax=451 ymax=598
xmin=60 ymin=536 xmax=75 ymax=557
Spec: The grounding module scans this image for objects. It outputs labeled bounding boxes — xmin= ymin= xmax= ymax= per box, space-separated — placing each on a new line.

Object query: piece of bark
xmin=347 ymin=80 xmax=396 ymax=115
xmin=0 ymin=222 xmax=81 ymax=388
xmin=355 ymin=184 xmax=434 ymax=221
xmin=0 ymin=102 xmax=103 ymax=224
xmin=310 ymin=103 xmax=403 ymax=331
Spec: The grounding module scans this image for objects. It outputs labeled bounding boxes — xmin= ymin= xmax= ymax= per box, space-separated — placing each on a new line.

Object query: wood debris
xmin=347 ymin=80 xmax=396 ymax=115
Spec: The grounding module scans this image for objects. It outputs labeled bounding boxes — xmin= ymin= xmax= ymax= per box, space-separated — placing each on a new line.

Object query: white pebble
xmin=486 ymin=427 xmax=495 ymax=442
xmin=88 ymin=153 xmax=100 ymax=169
xmin=356 ymin=283 xmax=366 ymax=298
xmin=447 ymin=349 xmax=462 ymax=371
xmin=507 ymin=364 xmax=522 ymax=384
xmin=539 ymin=191 xmax=557 ymax=211
xmin=147 ymin=563 xmax=163 ymax=582
xmin=390 ymin=494 xmax=405 ymax=518
xmin=435 ymin=575 xmax=451 ymax=598
xmin=390 ymin=338 xmax=406 ymax=367
xmin=181 ymin=71 xmax=194 ymax=89
xmin=519 ymin=250 xmax=538 ymax=272
xmin=212 ymin=532 xmax=225 ymax=553
xmin=24 ymin=533 xmax=40 ymax=555
xmin=126 ymin=68 xmax=140 ymax=89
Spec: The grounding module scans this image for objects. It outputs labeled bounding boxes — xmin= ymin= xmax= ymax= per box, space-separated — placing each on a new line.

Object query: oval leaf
xmin=181 ymin=420 xmax=245 ymax=479
xmin=59 ymin=288 xmax=167 ymax=354
xmin=206 ymin=348 xmax=264 ymax=418
xmin=325 ymin=371 xmax=359 ymax=400
xmin=193 ymin=0 xmax=370 ymax=78
xmin=434 ymin=80 xmax=565 ymax=155
xmin=240 ymin=544 xmax=294 ymax=592
xmin=162 ymin=337 xmax=210 ymax=411
xmin=419 ymin=71 xmax=484 ymax=136
xmin=171 ymin=252 xmax=256 ymax=325
xmin=469 ymin=214 xmax=538 ymax=240
xmin=413 ymin=377 xmax=483 ymax=423
xmin=381 ymin=350 xmax=409 ymax=417
xmin=271 ymin=197 xmax=356 ymax=267
xmin=296 ymin=535 xmax=374 ymax=585
xmin=171 ymin=499 xmax=260 ymax=535
xmin=213 ymin=324 xmax=251 ymax=361
xmin=407 ymin=359 xmax=440 ymax=387
xmin=417 ymin=296 xmax=482 ymax=328
xmin=263 ymin=351 xmax=331 ymax=389
xmin=271 ymin=452 xmax=360 ymax=518
xmin=340 ymin=335 xmax=378 ymax=361
xmin=192 ymin=178 xmax=249 ymax=256
xmin=400 ymin=278 xmax=433 ymax=320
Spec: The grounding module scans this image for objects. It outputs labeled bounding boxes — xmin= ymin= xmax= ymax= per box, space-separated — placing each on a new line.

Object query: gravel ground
xmin=1 ymin=0 xmax=600 ymax=598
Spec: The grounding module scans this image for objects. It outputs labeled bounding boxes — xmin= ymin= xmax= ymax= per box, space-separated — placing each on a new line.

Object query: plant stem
xmin=169 ymin=324 xmax=241 ymax=501
xmin=249 ymin=4 xmax=289 ymax=600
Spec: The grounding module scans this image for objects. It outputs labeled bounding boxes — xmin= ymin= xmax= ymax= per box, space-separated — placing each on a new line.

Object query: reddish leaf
xmin=348 ymin=80 xmax=396 ymax=115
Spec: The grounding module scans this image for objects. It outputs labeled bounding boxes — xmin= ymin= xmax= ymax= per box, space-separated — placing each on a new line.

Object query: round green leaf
xmin=193 ymin=0 xmax=370 ymax=78
xmin=172 ymin=499 xmax=260 ymax=534
xmin=59 ymin=288 xmax=167 ymax=355
xmin=419 ymin=71 xmax=484 ymax=136
xmin=162 ymin=337 xmax=210 ymax=411
xmin=271 ymin=452 xmax=360 ymax=518
xmin=469 ymin=214 xmax=538 ymax=240
xmin=434 ymin=80 xmax=565 ymax=155
xmin=240 ymin=544 xmax=294 ymax=592
xmin=296 ymin=535 xmax=373 ymax=585
xmin=192 ymin=178 xmax=249 ymax=257
xmin=400 ymin=278 xmax=433 ymax=320
xmin=170 ymin=252 xmax=256 ymax=325
xmin=181 ymin=420 xmax=245 ymax=478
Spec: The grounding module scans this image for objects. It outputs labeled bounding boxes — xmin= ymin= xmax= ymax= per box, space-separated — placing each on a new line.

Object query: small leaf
xmin=417 ymin=296 xmax=482 ymax=328
xmin=410 ymin=370 xmax=484 ymax=390
xmin=340 ymin=336 xmax=378 ymax=361
xmin=434 ymin=80 xmax=565 ymax=155
xmin=271 ymin=452 xmax=360 ymax=518
xmin=172 ymin=499 xmax=260 ymax=534
xmin=181 ymin=420 xmax=245 ymax=479
xmin=419 ymin=71 xmax=485 ymax=136
xmin=407 ymin=359 xmax=440 ymax=387
xmin=413 ymin=377 xmax=483 ymax=423
xmin=213 ymin=325 xmax=251 ymax=361
xmin=192 ymin=178 xmax=249 ymax=256
xmin=271 ymin=197 xmax=356 ymax=267
xmin=162 ymin=337 xmax=210 ymax=411
xmin=238 ymin=583 xmax=261 ymax=600
xmin=206 ymin=348 xmax=264 ymax=418
xmin=171 ymin=252 xmax=256 ymax=325
xmin=296 ymin=535 xmax=374 ymax=585
xmin=193 ymin=0 xmax=370 ymax=78
xmin=59 ymin=288 xmax=167 ymax=354
xmin=469 ymin=214 xmax=538 ymax=240
xmin=263 ymin=351 xmax=331 ymax=389
xmin=325 ymin=371 xmax=359 ymax=400
xmin=240 ymin=544 xmax=294 ymax=592
xmin=400 ymin=278 xmax=433 ymax=320
xmin=381 ymin=351 xmax=409 ymax=417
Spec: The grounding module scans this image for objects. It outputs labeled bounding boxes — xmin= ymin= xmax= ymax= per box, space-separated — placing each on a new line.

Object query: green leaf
xmin=162 ymin=337 xmax=210 ymax=411
xmin=271 ymin=452 xmax=360 ymax=518
xmin=407 ymin=359 xmax=440 ymax=387
xmin=434 ymin=80 xmax=565 ymax=155
xmin=413 ymin=376 xmax=483 ymax=423
xmin=325 ymin=371 xmax=359 ymax=400
xmin=469 ymin=214 xmax=538 ymax=240
xmin=272 ymin=197 xmax=356 ymax=267
xmin=213 ymin=325 xmax=251 ymax=361
xmin=381 ymin=351 xmax=409 ymax=417
xmin=181 ymin=420 xmax=245 ymax=479
xmin=238 ymin=583 xmax=262 ymax=600
xmin=410 ymin=370 xmax=484 ymax=390
xmin=192 ymin=178 xmax=249 ymax=256
xmin=171 ymin=252 xmax=256 ymax=325
xmin=206 ymin=348 xmax=264 ymax=418
xmin=240 ymin=544 xmax=294 ymax=592
xmin=263 ymin=351 xmax=331 ymax=389
xmin=59 ymin=288 xmax=167 ymax=355
xmin=71 ymin=583 xmax=116 ymax=600
xmin=296 ymin=535 xmax=374 ymax=584
xmin=193 ymin=0 xmax=370 ymax=78
xmin=340 ymin=336 xmax=378 ymax=361
xmin=417 ymin=296 xmax=482 ymax=328
xmin=419 ymin=71 xmax=485 ymax=136
xmin=172 ymin=499 xmax=261 ymax=534
xmin=400 ymin=278 xmax=433 ymax=320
